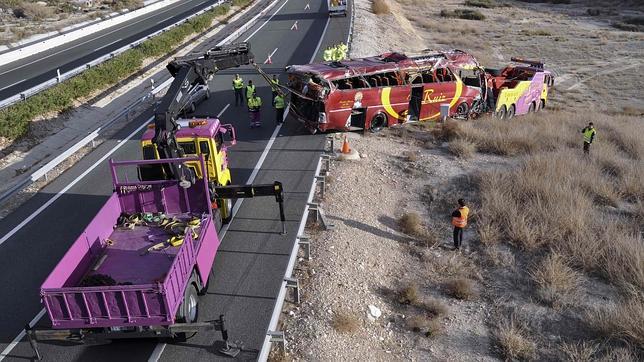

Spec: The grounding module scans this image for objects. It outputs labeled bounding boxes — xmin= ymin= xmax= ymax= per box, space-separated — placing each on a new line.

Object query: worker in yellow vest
xmin=247 ymin=91 xmax=262 ymax=128
xmin=339 ymin=42 xmax=348 ymax=60
xmin=323 ymin=46 xmax=334 ymax=62
xmin=274 ymin=92 xmax=285 ymax=125
xmin=245 ymin=80 xmax=256 ymax=103
xmin=271 ymin=75 xmax=280 ymax=106
xmin=332 ymin=44 xmax=343 ymax=62
xmin=232 ymin=74 xmax=244 ymax=106
xmin=451 ymin=199 xmax=469 ymax=250
xmin=581 ymin=122 xmax=597 ymax=155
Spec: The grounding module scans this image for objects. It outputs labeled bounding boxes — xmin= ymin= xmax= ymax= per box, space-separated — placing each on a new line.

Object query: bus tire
xmin=456 ymin=102 xmax=470 ymax=118
xmin=495 ymin=106 xmax=507 ymax=120
xmin=528 ymin=102 xmax=536 ymax=113
xmin=221 ymin=198 xmax=233 ymax=224
xmin=369 ymin=113 xmax=387 ymax=133
xmin=507 ymin=105 xmax=515 ymax=119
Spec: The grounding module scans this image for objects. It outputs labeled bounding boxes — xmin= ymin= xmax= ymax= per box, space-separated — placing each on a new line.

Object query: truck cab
xmin=140 ymin=117 xmax=236 ymax=221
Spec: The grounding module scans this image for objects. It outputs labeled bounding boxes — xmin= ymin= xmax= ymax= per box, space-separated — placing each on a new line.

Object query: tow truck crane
xmin=140 ymin=42 xmax=286 ymax=230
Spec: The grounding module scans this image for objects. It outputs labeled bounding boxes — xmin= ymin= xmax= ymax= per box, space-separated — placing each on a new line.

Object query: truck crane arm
xmin=153 ymin=42 xmax=254 ymax=183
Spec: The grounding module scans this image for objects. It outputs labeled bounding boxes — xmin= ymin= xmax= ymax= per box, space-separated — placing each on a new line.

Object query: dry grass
xmin=439 ymin=8 xmax=485 ymax=20
xmin=372 ymin=0 xmax=391 ymax=15
xmin=406 ymin=315 xmax=444 ymax=337
xmin=530 ymin=253 xmax=584 ymax=309
xmin=331 ymin=311 xmax=360 ymax=334
xmin=445 ymin=277 xmax=477 ymax=300
xmin=398 ymin=284 xmax=419 ymax=304
xmin=418 ymin=298 xmax=448 ymax=317
xmin=494 ymin=317 xmax=536 ymax=361
xmin=404 ymin=150 xmax=419 ymax=162
xmin=13 ymin=2 xmax=54 ymax=20
xmin=430 ymin=120 xmax=462 ymax=141
xmin=398 ymin=211 xmax=424 ymax=236
xmin=448 ymin=137 xmax=476 ymax=158
xmin=588 ymin=298 xmax=644 ymax=349
xmin=559 ymin=341 xmax=599 ymax=361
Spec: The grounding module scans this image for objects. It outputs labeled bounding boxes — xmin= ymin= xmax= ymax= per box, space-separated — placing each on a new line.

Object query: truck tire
xmin=221 ymin=198 xmax=233 ymax=224
xmin=507 ymin=105 xmax=515 ymax=119
xmin=495 ymin=105 xmax=506 ymax=120
xmin=528 ymin=102 xmax=535 ymax=113
xmin=174 ymin=284 xmax=199 ymax=342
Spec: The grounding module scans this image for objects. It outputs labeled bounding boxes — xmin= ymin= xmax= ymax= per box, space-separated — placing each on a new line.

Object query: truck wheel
xmin=205 ymin=88 xmax=211 ymax=100
xmin=507 ymin=105 xmax=515 ymax=119
xmin=174 ymin=284 xmax=199 ymax=342
xmin=369 ymin=113 xmax=387 ymax=133
xmin=495 ymin=106 xmax=506 ymax=120
xmin=221 ymin=198 xmax=233 ymax=224
xmin=528 ymin=102 xmax=535 ymax=113
xmin=540 ymin=99 xmax=546 ymax=110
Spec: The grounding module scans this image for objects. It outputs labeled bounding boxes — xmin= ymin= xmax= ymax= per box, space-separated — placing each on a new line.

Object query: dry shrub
xmin=331 ymin=312 xmax=360 ymax=334
xmin=406 ymin=315 xmax=427 ymax=332
xmin=599 ymin=233 xmax=644 ymax=291
xmin=406 ymin=315 xmax=444 ymax=337
xmin=13 ymin=2 xmax=54 ymax=20
xmin=424 ymin=318 xmax=444 ymax=338
xmin=398 ymin=212 xmax=423 ymax=236
xmin=445 ymin=277 xmax=477 ymax=300
xmin=418 ymin=298 xmax=448 ymax=317
xmin=588 ymin=298 xmax=644 ymax=349
xmin=398 ymin=284 xmax=419 ymax=304
xmin=440 ymin=8 xmax=486 ymax=20
xmin=598 ymin=346 xmax=638 ymax=362
xmin=448 ymin=138 xmax=477 ymax=158
xmin=426 ymin=253 xmax=476 ymax=279
xmin=559 ymin=341 xmax=599 ymax=361
xmin=495 ymin=317 xmax=536 ymax=361
xmin=404 ymin=150 xmax=419 ymax=162
xmin=484 ymin=245 xmax=516 ymax=268
xmin=530 ymin=253 xmax=583 ymax=309
xmin=372 ymin=0 xmax=391 ymax=14
xmin=477 ymin=219 xmax=501 ymax=245
xmin=430 ymin=120 xmax=462 ymax=141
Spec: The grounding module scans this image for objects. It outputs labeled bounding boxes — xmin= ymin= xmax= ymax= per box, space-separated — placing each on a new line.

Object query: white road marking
xmin=0 ymin=309 xmax=46 ymax=361
xmin=0 ymin=79 xmax=24 ymax=92
xmin=0 ymin=0 xmax=206 ymax=76
xmin=217 ymin=103 xmax=230 ymax=117
xmin=264 ymin=47 xmax=278 ymax=64
xmin=93 ymin=38 xmax=123 ymax=52
xmin=291 ymin=20 xmax=298 ymax=30
xmin=242 ymin=0 xmax=290 ymax=42
xmin=311 ymin=17 xmax=330 ymax=63
xmin=304 ymin=3 xmax=310 ymax=10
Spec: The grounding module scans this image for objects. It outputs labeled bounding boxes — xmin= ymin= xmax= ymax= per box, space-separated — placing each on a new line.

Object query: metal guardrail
xmin=0 ymin=77 xmax=172 ymax=206
xmin=0 ymin=0 xmax=226 ymax=110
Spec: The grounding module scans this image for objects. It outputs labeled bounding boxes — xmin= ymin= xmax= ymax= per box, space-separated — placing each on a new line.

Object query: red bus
xmin=286 ymin=50 xmax=486 ymax=133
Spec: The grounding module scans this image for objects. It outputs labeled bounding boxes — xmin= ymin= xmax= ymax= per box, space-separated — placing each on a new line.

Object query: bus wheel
xmin=456 ymin=102 xmax=470 ymax=118
xmin=369 ymin=113 xmax=387 ymax=133
xmin=221 ymin=198 xmax=233 ymax=224
xmin=528 ymin=102 xmax=536 ymax=113
xmin=507 ymin=105 xmax=515 ymax=119
xmin=495 ymin=106 xmax=507 ymax=120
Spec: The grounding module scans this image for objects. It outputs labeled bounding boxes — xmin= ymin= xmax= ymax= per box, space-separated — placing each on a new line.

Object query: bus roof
xmin=288 ymin=49 xmax=481 ymax=81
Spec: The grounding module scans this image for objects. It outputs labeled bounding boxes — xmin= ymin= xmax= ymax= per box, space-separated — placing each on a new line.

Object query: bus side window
xmin=422 ymin=71 xmax=435 ymax=83
xmin=385 ymin=72 xmax=399 ymax=86
xmin=411 ymin=74 xmax=423 ymax=85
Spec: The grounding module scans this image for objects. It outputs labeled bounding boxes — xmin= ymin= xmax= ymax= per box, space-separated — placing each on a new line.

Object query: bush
xmin=588 ymin=298 xmax=644 ymax=349
xmin=495 ymin=317 xmax=536 ymax=360
xmin=331 ymin=311 xmax=360 ymax=333
xmin=0 ymin=2 xmax=235 ymax=139
xmin=418 ymin=298 xmax=448 ymax=317
xmin=398 ymin=284 xmax=419 ymax=304
xmin=445 ymin=277 xmax=477 ymax=300
xmin=463 ymin=0 xmax=497 ymax=8
xmin=430 ymin=120 xmax=462 ymax=141
xmin=398 ymin=212 xmax=424 ymax=236
xmin=372 ymin=0 xmax=390 ymax=15
xmin=530 ymin=253 xmax=583 ymax=309
xmin=440 ymin=9 xmax=486 ymax=21
xmin=13 ymin=2 xmax=54 ymax=19
xmin=559 ymin=341 xmax=598 ymax=362
xmin=448 ymin=138 xmax=476 ymax=158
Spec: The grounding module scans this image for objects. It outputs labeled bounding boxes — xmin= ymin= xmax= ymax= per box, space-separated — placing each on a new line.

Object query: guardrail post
xmin=297 ymin=235 xmax=310 ymax=261
xmin=315 ymin=175 xmax=326 ymax=199
xmin=284 ymin=277 xmax=300 ymax=304
xmin=267 ymin=331 xmax=285 ymax=352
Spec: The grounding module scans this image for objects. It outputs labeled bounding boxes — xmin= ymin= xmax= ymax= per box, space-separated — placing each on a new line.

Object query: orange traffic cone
xmin=341 ymin=135 xmax=351 ymax=154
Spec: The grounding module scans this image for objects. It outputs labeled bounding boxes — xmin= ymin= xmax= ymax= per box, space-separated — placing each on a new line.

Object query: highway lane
xmin=0 ymin=0 xmax=223 ymax=100
xmin=0 ymin=0 xmax=351 ymax=360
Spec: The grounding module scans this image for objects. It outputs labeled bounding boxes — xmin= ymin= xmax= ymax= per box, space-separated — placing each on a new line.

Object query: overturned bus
xmin=286 ymin=50 xmax=489 ymax=133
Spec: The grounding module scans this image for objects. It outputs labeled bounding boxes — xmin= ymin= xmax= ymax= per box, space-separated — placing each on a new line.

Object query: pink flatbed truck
xmin=26 ymin=156 xmax=285 ymax=359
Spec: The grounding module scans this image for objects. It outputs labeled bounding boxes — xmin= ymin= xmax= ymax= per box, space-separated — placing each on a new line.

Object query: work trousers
xmin=453 ymin=227 xmax=463 ymax=249
xmin=234 ymin=88 xmax=244 ymax=106
xmin=249 ymin=110 xmax=261 ymax=127
xmin=275 ymin=107 xmax=285 ymax=124
xmin=583 ymin=141 xmax=591 ymax=154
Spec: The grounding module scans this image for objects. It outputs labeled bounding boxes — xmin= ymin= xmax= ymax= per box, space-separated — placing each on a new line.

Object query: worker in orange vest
xmin=451 ymin=198 xmax=469 ymax=250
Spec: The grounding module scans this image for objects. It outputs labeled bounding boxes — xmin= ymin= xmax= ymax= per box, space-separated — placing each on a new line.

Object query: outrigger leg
xmin=211 ymin=315 xmax=241 ymax=358
xmin=25 ymin=323 xmax=43 ymax=361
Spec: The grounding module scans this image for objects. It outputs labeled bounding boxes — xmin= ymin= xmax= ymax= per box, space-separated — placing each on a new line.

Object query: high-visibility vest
xmin=233 ymin=78 xmax=244 ymax=89
xmin=451 ymin=206 xmax=469 ymax=228
xmin=323 ymin=48 xmax=333 ymax=61
xmin=246 ymin=85 xmax=256 ymax=98
xmin=274 ymin=95 xmax=285 ymax=109
xmin=248 ymin=96 xmax=262 ymax=109
xmin=271 ymin=78 xmax=280 ymax=86
xmin=333 ymin=46 xmax=343 ymax=61
xmin=583 ymin=127 xmax=596 ymax=143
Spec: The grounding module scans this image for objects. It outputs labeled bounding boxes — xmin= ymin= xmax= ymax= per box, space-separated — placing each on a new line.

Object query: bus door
xmin=408 ymin=86 xmax=423 ymax=122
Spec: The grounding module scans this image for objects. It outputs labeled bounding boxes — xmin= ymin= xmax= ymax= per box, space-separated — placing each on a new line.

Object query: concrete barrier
xmin=0 ymin=0 xmax=182 ymax=65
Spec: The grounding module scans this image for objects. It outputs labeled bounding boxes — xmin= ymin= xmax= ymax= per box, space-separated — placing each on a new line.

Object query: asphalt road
xmin=0 ymin=0 xmax=226 ymax=100
xmin=0 ymin=0 xmax=351 ymax=360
